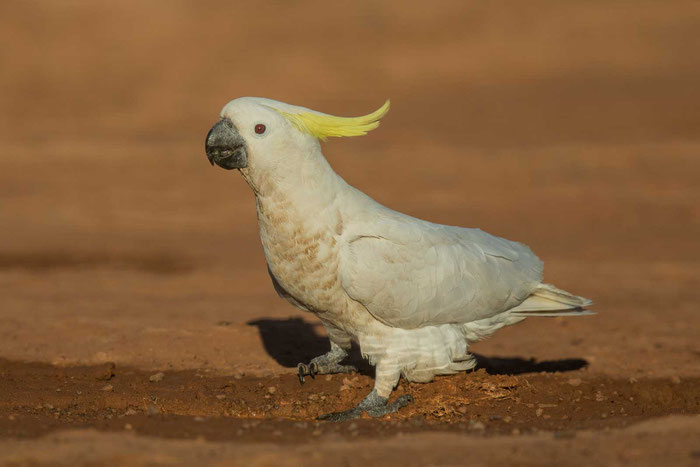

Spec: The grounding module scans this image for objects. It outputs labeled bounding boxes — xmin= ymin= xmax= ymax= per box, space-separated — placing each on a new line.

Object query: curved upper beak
xmin=205 ymin=118 xmax=248 ymax=170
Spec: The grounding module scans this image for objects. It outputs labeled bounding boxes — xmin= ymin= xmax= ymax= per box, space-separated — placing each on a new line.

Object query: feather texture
xmin=270 ymin=100 xmax=390 ymax=141
xmin=509 ymin=283 xmax=594 ymax=316
xmin=338 ymin=208 xmax=544 ymax=329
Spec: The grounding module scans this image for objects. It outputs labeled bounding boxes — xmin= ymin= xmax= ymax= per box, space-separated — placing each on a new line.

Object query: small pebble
xmin=149 ymin=372 xmax=165 ymax=382
xmin=469 ymin=421 xmax=485 ymax=430
xmin=535 ymin=408 xmax=543 ymax=417
xmin=567 ymin=378 xmax=582 ymax=387
xmin=93 ymin=362 xmax=116 ymax=381
xmin=101 ymin=384 xmax=113 ymax=392
xmin=267 ymin=386 xmax=276 ymax=394
xmin=216 ymin=394 xmax=226 ymax=400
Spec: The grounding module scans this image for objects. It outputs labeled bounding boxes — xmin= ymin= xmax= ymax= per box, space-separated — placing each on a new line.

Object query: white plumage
xmin=205 ymin=97 xmax=593 ymax=419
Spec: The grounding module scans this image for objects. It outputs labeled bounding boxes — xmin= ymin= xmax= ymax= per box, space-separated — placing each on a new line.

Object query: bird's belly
xmin=267 ymin=268 xmax=312 ymax=312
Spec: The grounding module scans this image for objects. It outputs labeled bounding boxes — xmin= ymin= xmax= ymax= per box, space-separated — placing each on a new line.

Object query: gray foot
xmin=297 ymin=344 xmax=356 ymax=384
xmin=318 ymin=389 xmax=414 ymax=422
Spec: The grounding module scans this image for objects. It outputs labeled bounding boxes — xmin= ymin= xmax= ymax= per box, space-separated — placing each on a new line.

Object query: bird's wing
xmin=338 ymin=213 xmax=543 ymax=329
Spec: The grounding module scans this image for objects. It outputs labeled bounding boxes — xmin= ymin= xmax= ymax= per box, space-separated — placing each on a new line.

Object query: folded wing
xmin=338 ymin=216 xmax=544 ymax=329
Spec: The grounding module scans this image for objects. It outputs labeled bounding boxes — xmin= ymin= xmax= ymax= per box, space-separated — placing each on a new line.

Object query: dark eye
xmin=255 ymin=124 xmax=266 ymax=135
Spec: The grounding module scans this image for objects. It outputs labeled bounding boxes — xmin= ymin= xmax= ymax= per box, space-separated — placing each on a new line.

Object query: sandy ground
xmin=1 ymin=1 xmax=699 ymax=465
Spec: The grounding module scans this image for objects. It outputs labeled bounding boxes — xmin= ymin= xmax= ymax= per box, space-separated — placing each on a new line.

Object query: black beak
xmin=205 ymin=118 xmax=248 ymax=170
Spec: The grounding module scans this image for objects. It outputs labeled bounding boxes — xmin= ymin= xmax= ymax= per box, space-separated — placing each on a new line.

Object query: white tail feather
xmin=510 ymin=283 xmax=593 ymax=317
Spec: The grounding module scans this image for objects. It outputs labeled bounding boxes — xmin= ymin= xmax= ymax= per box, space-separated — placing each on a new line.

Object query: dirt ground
xmin=1 ymin=1 xmax=699 ymax=465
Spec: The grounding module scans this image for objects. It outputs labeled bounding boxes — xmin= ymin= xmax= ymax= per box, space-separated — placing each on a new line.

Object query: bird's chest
xmin=256 ymin=197 xmax=344 ymax=314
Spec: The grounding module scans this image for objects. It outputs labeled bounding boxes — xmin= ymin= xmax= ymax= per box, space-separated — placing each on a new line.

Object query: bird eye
xmin=254 ymin=123 xmax=266 ymax=135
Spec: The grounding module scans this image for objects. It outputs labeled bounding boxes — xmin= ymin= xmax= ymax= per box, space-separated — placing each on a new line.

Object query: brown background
xmin=1 ymin=1 xmax=699 ymax=465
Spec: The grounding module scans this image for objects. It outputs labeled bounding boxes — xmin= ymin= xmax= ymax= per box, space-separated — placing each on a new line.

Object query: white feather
xmin=218 ymin=97 xmax=594 ymax=398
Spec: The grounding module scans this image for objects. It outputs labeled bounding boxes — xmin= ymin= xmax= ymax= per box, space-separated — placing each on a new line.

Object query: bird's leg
xmin=317 ymin=361 xmax=413 ymax=422
xmin=297 ymin=341 xmax=356 ymax=384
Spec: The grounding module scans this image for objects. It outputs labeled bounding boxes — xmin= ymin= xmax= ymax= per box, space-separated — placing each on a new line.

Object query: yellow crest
xmin=273 ymin=100 xmax=390 ymax=141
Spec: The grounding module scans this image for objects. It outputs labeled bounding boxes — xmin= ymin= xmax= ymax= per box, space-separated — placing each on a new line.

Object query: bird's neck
xmin=239 ymin=147 xmax=345 ymax=223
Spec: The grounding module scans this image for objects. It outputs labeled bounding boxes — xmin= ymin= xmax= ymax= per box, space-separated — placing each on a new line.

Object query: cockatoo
xmin=205 ymin=98 xmax=593 ymax=421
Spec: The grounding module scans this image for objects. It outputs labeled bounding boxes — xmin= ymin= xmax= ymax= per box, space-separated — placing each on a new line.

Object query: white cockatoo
xmin=205 ymin=98 xmax=593 ymax=421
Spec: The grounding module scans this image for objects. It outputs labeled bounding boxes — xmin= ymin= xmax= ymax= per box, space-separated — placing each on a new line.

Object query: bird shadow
xmin=472 ymin=354 xmax=588 ymax=375
xmin=246 ymin=318 xmax=373 ymax=375
xmin=247 ymin=318 xmax=587 ymax=376
xmin=247 ymin=318 xmax=330 ymax=368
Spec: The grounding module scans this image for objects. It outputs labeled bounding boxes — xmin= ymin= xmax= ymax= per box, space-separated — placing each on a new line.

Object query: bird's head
xmin=205 ymin=97 xmax=390 ymax=174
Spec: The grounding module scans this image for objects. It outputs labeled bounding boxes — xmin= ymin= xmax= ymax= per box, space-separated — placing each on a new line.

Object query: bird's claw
xmin=297 ymin=362 xmax=318 ymax=384
xmin=298 ymin=361 xmax=357 ymax=384
xmin=318 ymin=393 xmax=414 ymax=422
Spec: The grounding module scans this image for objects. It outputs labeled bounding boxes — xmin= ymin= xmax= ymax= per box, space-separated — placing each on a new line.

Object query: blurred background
xmin=0 ymin=1 xmax=698 ymax=377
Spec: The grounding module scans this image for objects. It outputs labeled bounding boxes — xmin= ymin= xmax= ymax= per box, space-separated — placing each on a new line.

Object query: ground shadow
xmin=246 ymin=318 xmax=373 ymax=374
xmin=0 ymin=250 xmax=192 ymax=274
xmin=472 ymin=354 xmax=588 ymax=375
xmin=248 ymin=318 xmax=587 ymax=376
xmin=247 ymin=318 xmax=330 ymax=368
